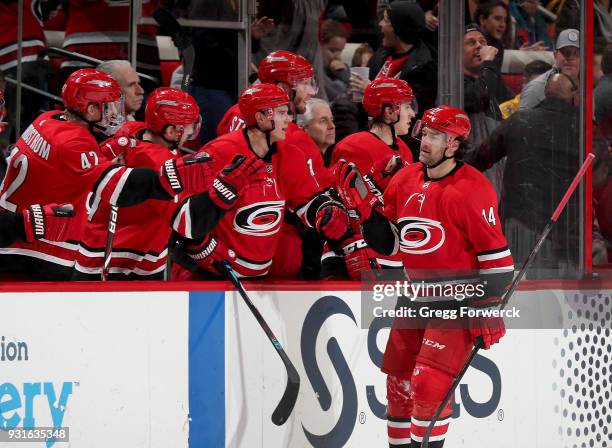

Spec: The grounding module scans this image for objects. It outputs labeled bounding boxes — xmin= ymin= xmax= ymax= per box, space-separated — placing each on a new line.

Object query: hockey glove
xmin=22 ymin=203 xmax=75 ymax=243
xmin=315 ymin=201 xmax=350 ymax=241
xmin=362 ymin=155 xmax=403 ymax=199
xmin=334 ymin=159 xmax=382 ymax=223
xmin=185 ymin=234 xmax=236 ymax=275
xmin=159 ymin=152 xmax=214 ymax=196
xmin=209 ymin=155 xmax=266 ymax=210
xmin=341 ymin=234 xmax=382 ymax=281
xmin=99 ymin=128 xmax=137 ymax=161
xmin=467 ymin=295 xmax=506 ymax=349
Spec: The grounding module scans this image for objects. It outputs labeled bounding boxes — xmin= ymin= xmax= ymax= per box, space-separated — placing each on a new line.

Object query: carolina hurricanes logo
xmin=397 ymin=217 xmax=445 ymax=254
xmin=234 ymin=201 xmax=285 ymax=236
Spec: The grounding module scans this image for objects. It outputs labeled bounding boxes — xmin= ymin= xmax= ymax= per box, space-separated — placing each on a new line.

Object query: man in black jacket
xmin=466 ymin=73 xmax=581 ymax=278
xmin=367 ymin=1 xmax=438 ymax=115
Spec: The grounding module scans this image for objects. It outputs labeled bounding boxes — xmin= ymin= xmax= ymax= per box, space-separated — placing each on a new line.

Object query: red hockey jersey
xmin=187 ymin=130 xmax=321 ymax=277
xmin=75 ymin=121 xmax=179 ymax=278
xmin=0 ymin=1 xmax=45 ymax=71
xmin=330 ymin=131 xmax=414 ymax=175
xmin=0 ymin=111 xmax=117 ymax=278
xmin=383 ymin=162 xmax=514 ymax=281
xmin=216 ymin=103 xmax=245 ymax=136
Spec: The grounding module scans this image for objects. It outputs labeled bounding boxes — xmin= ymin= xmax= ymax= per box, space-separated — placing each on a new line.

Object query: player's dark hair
xmin=454 ymin=137 xmax=470 ymax=160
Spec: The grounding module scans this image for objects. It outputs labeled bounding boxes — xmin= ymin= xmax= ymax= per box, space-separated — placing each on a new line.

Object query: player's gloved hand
xmin=99 ymin=128 xmax=137 ymax=161
xmin=159 ymin=151 xmax=215 ymax=196
xmin=315 ymin=200 xmax=349 ymax=240
xmin=334 ymin=159 xmax=382 ymax=223
xmin=209 ymin=155 xmax=266 ymax=210
xmin=362 ymin=155 xmax=403 ymax=196
xmin=22 ymin=203 xmax=75 ymax=242
xmin=185 ymin=234 xmax=236 ymax=275
xmin=468 ymin=295 xmax=506 ymax=349
xmin=341 ymin=234 xmax=382 ymax=280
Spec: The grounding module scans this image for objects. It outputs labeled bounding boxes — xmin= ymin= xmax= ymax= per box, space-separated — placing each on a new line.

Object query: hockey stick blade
xmin=421 ymin=153 xmax=595 ymax=448
xmin=220 ymin=261 xmax=301 ymax=426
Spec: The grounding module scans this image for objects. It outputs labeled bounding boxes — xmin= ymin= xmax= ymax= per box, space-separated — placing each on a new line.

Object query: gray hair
xmin=96 ymin=60 xmax=133 ymax=81
xmin=297 ymin=98 xmax=331 ymax=127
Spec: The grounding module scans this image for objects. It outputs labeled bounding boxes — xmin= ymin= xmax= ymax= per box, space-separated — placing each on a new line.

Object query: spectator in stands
xmin=298 ymin=99 xmax=336 ymax=164
xmin=475 ymin=1 xmax=512 ymax=72
xmin=596 ymin=44 xmax=612 ymax=126
xmin=595 ymin=0 xmax=612 ymax=44
xmin=466 ymin=73 xmax=581 ymax=277
xmin=508 ymin=0 xmax=554 ymax=51
xmin=519 ymin=28 xmax=580 ymax=110
xmin=321 ymin=19 xmax=351 ymax=102
xmin=463 ymin=24 xmax=514 ymax=136
xmin=351 ymin=43 xmax=375 ymax=67
xmin=367 ymin=1 xmax=437 ymax=114
xmin=499 ymin=59 xmax=551 ymax=119
xmin=98 ymin=60 xmax=144 ymax=121
xmin=594 ymin=39 xmax=607 ymax=88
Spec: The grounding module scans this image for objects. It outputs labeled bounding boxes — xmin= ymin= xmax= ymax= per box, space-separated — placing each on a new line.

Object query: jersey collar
xmin=423 ymin=160 xmax=464 ymax=182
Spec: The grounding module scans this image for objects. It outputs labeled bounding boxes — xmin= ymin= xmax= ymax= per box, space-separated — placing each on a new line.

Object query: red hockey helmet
xmin=146 ymin=87 xmax=201 ymax=140
xmin=62 ymin=68 xmax=121 ymax=114
xmin=420 ymin=105 xmax=471 ymax=139
xmin=362 ymin=78 xmax=416 ymax=117
xmin=258 ymin=50 xmax=315 ymax=87
xmin=239 ymin=83 xmax=290 ymax=126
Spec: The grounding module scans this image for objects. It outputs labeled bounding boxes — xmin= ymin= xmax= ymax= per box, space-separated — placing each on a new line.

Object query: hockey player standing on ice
xmin=172 ymin=83 xmax=350 ymax=280
xmin=336 ymin=106 xmax=514 ymax=447
xmin=74 ymin=87 xmax=263 ymax=280
xmin=321 ymin=77 xmax=416 ymax=279
xmin=0 ymin=69 xmax=215 ymax=280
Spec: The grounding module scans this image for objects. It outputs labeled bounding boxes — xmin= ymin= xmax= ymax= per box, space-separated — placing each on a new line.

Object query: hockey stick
xmin=219 ymin=261 xmax=301 ymax=426
xmin=421 ymin=153 xmax=595 ymax=448
xmin=101 ymin=205 xmax=119 ymax=281
xmin=153 ymin=6 xmax=197 ymax=280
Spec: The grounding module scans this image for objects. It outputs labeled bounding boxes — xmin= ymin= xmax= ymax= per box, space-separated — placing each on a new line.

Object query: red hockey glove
xmin=22 ymin=203 xmax=75 ymax=242
xmin=341 ymin=234 xmax=382 ymax=281
xmin=362 ymin=155 xmax=403 ymax=197
xmin=209 ymin=155 xmax=266 ymax=210
xmin=315 ymin=201 xmax=350 ymax=240
xmin=185 ymin=234 xmax=236 ymax=275
xmin=468 ymin=296 xmax=506 ymax=349
xmin=159 ymin=152 xmax=215 ymax=196
xmin=99 ymin=128 xmax=137 ymax=161
xmin=334 ymin=159 xmax=382 ymax=223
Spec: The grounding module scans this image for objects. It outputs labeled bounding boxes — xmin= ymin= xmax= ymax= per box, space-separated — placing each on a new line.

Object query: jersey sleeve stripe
xmin=109 ymin=167 xmax=133 ymax=206
xmin=477 ymin=246 xmax=509 ymax=256
xmin=172 ymin=199 xmax=192 ymax=239
xmin=88 ymin=166 xmax=123 ymax=221
xmin=477 ymin=248 xmax=512 ymax=262
xmin=479 ymin=265 xmax=515 ymax=274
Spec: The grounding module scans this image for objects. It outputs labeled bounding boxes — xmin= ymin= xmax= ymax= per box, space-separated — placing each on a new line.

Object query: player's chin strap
xmin=254 ymin=120 xmax=274 ymax=149
xmin=373 ymin=113 xmax=400 ymax=150
xmin=69 ymin=108 xmax=108 ymax=136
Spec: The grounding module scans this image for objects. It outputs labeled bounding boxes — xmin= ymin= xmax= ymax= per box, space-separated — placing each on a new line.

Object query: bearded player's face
xmin=418 ymin=127 xmax=449 ymax=166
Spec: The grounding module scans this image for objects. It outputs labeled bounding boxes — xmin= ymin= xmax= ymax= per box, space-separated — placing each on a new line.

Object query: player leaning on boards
xmin=171 ymin=83 xmax=350 ymax=280
xmin=335 ymin=106 xmax=514 ymax=447
xmin=0 ymin=69 xmax=216 ymax=280
xmin=74 ymin=87 xmax=264 ymax=280
xmin=322 ymin=77 xmax=417 ymax=279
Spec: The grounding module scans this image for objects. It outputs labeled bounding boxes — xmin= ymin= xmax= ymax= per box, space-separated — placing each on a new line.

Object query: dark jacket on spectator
xmin=368 ymin=39 xmax=438 ymax=115
xmin=466 ymin=98 xmax=580 ymax=252
xmin=464 ymin=60 xmax=515 ymax=121
xmin=595 ymin=74 xmax=612 ymax=125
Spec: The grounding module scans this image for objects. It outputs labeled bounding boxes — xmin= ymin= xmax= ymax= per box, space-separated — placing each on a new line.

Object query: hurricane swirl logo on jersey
xmin=233 ymin=201 xmax=285 ymax=236
xmin=397 ymin=217 xmax=445 ymax=254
